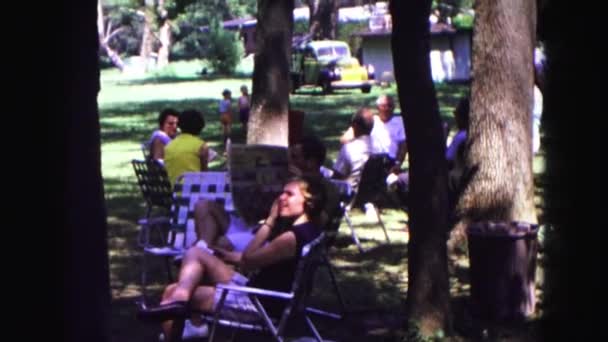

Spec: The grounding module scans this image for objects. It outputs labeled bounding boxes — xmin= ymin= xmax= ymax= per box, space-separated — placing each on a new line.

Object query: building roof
xmin=357 ymin=22 xmax=469 ymax=38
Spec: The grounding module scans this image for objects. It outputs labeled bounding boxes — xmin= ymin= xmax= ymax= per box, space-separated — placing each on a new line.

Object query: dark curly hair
xmin=178 ymin=109 xmax=205 ymax=135
xmin=158 ymin=108 xmax=179 ymax=128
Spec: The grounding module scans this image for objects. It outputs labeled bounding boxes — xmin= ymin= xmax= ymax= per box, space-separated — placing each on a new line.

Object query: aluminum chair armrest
xmin=137 ymin=216 xmax=171 ymax=226
xmin=216 ymin=283 xmax=294 ymax=300
xmin=143 ymin=246 xmax=186 ymax=256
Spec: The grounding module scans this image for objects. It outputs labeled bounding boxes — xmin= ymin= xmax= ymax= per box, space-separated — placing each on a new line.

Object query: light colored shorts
xmin=225 ymin=214 xmax=256 ymax=252
xmin=213 ymin=272 xmax=257 ymax=312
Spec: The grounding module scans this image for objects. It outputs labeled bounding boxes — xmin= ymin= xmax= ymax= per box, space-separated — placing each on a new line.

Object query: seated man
xmin=138 ymin=177 xmax=327 ymax=342
xmin=341 ymin=95 xmax=407 ymax=169
xmin=192 ymin=135 xmax=339 ymax=252
xmin=330 ymin=107 xmax=373 ymax=194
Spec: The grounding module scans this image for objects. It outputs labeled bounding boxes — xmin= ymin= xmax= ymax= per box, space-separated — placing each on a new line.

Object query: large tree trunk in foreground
xmin=390 ymin=0 xmax=451 ymax=337
xmin=451 ymin=0 xmax=538 ymax=246
xmin=62 ymin=0 xmax=110 ymax=341
xmin=248 ymin=0 xmax=294 ymax=146
xmin=539 ymin=1 xmax=592 ymax=339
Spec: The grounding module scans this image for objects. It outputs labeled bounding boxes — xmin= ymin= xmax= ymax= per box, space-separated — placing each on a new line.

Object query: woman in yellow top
xmin=164 ymin=109 xmax=209 ymax=185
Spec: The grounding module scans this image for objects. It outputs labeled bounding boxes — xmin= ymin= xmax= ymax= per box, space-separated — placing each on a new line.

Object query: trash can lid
xmin=467 ymin=221 xmax=539 ymax=238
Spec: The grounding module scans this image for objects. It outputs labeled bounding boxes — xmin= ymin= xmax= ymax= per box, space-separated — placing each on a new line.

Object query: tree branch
xmin=104 ymin=27 xmax=126 ymax=44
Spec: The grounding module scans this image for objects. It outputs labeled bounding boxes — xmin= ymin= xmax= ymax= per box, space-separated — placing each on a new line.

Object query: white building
xmin=357 ymin=22 xmax=472 ymax=83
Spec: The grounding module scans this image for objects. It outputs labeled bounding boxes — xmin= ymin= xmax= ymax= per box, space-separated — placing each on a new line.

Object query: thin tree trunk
xmin=308 ymin=0 xmax=337 ymax=40
xmin=97 ymin=0 xmax=125 ymax=71
xmin=139 ymin=2 xmax=155 ymax=72
xmin=157 ymin=20 xmax=171 ymax=68
xmin=390 ymin=0 xmax=451 ymax=337
xmin=452 ymin=0 xmax=537 ymax=245
xmin=248 ymin=0 xmax=294 ymax=146
xmin=157 ymin=0 xmax=171 ymax=68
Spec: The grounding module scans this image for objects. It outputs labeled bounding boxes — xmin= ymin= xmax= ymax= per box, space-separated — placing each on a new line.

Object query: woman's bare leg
xmin=162 ymin=247 xmax=234 ymax=303
xmin=161 ymin=285 xmax=216 ymax=341
xmin=194 ymin=200 xmax=230 ymax=246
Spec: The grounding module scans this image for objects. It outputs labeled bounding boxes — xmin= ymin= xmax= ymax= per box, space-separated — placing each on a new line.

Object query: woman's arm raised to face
xmin=240 ymin=228 xmax=297 ymax=271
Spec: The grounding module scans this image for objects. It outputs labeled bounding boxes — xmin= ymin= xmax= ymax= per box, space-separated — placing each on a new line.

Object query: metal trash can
xmin=467 ymin=221 xmax=539 ymax=321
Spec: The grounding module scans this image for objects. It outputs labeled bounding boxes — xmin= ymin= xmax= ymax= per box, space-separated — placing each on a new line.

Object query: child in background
xmin=219 ymin=89 xmax=233 ymax=145
xmin=238 ymin=85 xmax=250 ymax=133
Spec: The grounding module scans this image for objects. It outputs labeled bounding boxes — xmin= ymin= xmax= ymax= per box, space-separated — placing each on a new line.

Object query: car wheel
xmin=361 ymin=85 xmax=372 ymax=93
xmin=322 ymin=80 xmax=332 ymax=94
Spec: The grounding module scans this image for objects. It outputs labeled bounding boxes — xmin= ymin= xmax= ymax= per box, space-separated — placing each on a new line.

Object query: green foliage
xmin=294 ymin=18 xmax=309 ymax=35
xmin=403 ymin=320 xmax=446 ymax=342
xmin=337 ymin=21 xmax=367 ymax=59
xmin=452 ymin=12 xmax=474 ymax=29
xmin=432 ymin=0 xmax=474 ymax=27
xmin=100 ymin=5 xmax=144 ymax=68
xmin=206 ymin=18 xmax=244 ymax=75
xmin=171 ymin=0 xmax=255 ymax=61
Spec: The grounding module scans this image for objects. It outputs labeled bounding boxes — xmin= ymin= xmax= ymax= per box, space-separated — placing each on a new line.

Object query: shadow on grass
xmin=102 ymin=80 xmax=484 ymax=341
xmin=100 ymin=98 xmax=248 ymax=149
xmin=115 ymin=73 xmax=252 ymax=86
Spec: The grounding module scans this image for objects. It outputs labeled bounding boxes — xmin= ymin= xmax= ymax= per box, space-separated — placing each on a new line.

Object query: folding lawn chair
xmin=162 ymin=233 xmax=337 ymax=342
xmin=137 ymin=171 xmax=234 ymax=304
xmin=342 ymin=153 xmax=396 ymax=253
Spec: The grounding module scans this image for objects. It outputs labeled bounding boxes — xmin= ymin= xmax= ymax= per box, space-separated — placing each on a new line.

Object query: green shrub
xmin=206 ymin=18 xmax=244 ymax=75
xmin=453 ymin=13 xmax=474 ymax=29
xmin=294 ymin=18 xmax=308 ymax=35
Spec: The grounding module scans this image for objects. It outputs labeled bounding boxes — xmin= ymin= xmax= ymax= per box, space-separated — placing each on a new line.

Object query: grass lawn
xmin=100 ymin=60 xmax=543 ymax=341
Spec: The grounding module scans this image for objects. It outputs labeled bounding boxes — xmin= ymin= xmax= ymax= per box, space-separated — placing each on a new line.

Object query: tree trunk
xmin=157 ymin=20 xmax=171 ymax=68
xmin=156 ymin=0 xmax=171 ymax=68
xmin=451 ymin=0 xmax=537 ymax=245
xmin=390 ymin=0 xmax=451 ymax=338
xmin=307 ymin=0 xmax=338 ymax=40
xmin=248 ymin=0 xmax=294 ymax=146
xmin=61 ymin=0 xmax=110 ymax=341
xmin=139 ymin=1 xmax=156 ymax=72
xmin=538 ymin=1 xmax=591 ymax=339
xmin=97 ymin=0 xmax=125 ymax=71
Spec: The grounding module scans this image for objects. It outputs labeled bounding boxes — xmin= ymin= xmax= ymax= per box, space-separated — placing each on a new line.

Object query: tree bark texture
xmin=248 ymin=0 xmax=294 ymax=146
xmin=62 ymin=0 xmax=110 ymax=341
xmin=308 ymin=0 xmax=338 ymax=40
xmin=157 ymin=20 xmax=172 ymax=68
xmin=139 ymin=7 xmax=155 ymax=72
xmin=454 ymin=0 xmax=537 ymax=235
xmin=390 ymin=0 xmax=451 ymax=337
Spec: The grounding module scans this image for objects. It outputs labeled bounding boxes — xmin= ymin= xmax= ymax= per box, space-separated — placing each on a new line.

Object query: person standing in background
xmin=219 ymin=89 xmax=233 ymax=145
xmin=238 ymin=85 xmax=250 ymax=133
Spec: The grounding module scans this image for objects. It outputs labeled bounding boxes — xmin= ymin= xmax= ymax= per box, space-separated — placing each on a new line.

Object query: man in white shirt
xmin=332 ymin=107 xmax=373 ymax=193
xmin=340 ymin=94 xmax=407 ymax=169
xmin=370 ymin=95 xmax=407 ymax=170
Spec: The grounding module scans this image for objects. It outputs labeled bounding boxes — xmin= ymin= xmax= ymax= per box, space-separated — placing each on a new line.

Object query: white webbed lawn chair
xmin=164 ymin=233 xmax=336 ymax=342
xmin=137 ymin=171 xmax=234 ymax=304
